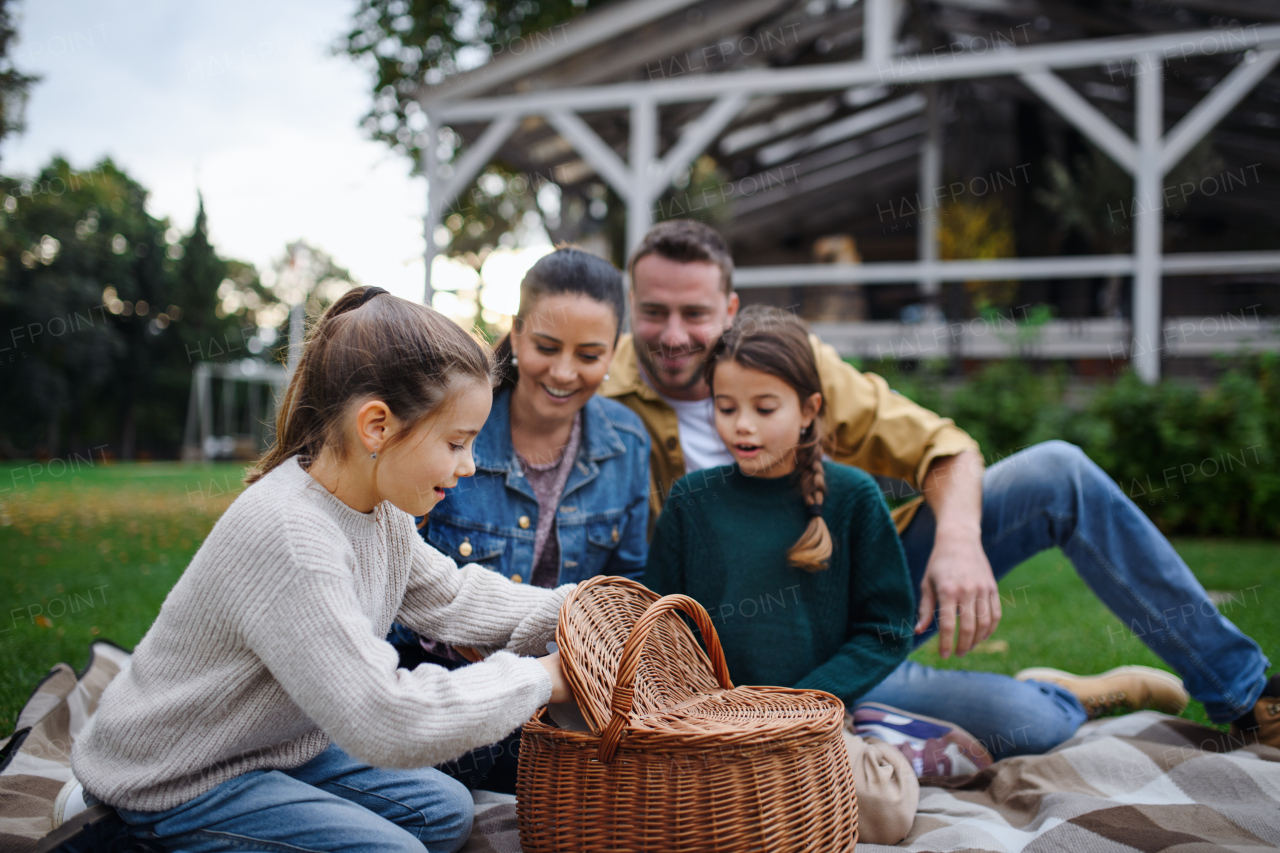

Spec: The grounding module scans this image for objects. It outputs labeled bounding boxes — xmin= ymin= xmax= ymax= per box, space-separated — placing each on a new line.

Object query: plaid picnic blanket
xmin=4 ymin=649 xmax=1278 ymax=852
xmin=861 ymin=711 xmax=1280 ymax=853
xmin=0 ymin=642 xmax=130 ymax=852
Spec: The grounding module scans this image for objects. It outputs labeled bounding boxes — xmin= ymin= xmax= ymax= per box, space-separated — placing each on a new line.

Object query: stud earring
xmin=604 ymin=373 xmax=610 ymax=381
xmin=511 ymin=355 xmax=519 ymax=366
xmin=370 ymin=448 xmax=378 ymax=460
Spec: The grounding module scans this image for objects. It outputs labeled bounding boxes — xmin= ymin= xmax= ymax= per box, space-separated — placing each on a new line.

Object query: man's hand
xmin=538 ymin=652 xmax=573 ymax=704
xmin=914 ymin=529 xmax=1001 ymax=657
xmin=916 ymin=449 xmax=999 ymax=657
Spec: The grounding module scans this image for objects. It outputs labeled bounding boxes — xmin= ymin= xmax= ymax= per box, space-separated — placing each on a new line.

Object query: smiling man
xmin=601 ymin=219 xmax=1276 ymax=761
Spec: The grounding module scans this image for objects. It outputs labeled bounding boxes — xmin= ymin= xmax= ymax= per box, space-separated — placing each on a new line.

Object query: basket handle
xmin=596 ymin=594 xmax=734 ymax=763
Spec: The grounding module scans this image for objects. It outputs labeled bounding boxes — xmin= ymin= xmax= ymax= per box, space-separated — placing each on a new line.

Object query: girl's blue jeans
xmin=115 ymin=743 xmax=473 ymax=853
xmin=860 ymin=441 xmax=1270 ymax=760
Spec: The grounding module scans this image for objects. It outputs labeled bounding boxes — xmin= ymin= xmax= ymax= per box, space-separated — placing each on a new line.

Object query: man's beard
xmin=635 ymin=341 xmax=707 ymax=395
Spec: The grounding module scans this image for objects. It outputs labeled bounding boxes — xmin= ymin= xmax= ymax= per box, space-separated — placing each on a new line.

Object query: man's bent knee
xmin=1022 ymin=441 xmax=1092 ymax=475
xmin=993 ymin=441 xmax=1110 ymax=503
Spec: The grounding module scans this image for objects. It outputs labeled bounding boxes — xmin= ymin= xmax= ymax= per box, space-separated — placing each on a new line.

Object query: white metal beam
xmin=731 ymin=250 xmax=1280 ymax=286
xmin=1161 ymin=48 xmax=1280 ymax=173
xmin=429 ymin=24 xmax=1280 ymax=119
xmin=809 ymin=317 xmax=1280 ymax=361
xmin=1020 ymin=69 xmax=1138 ymax=173
xmin=438 ymin=115 xmax=520 ymax=209
xmin=423 ymin=113 xmax=441 ymax=304
xmin=426 ymin=116 xmax=519 ymax=305
xmin=1162 ymin=251 xmax=1280 ymax=274
xmin=865 ymin=0 xmax=896 ymax=68
xmin=651 ymin=93 xmax=749 ymax=194
xmin=544 ymin=110 xmax=633 ymax=198
xmin=734 ymin=255 xmax=1136 ymax=286
xmin=1133 ymin=52 xmax=1164 ymax=383
xmin=918 ymin=92 xmax=941 ymax=299
xmin=628 ymin=97 xmax=658 ymax=256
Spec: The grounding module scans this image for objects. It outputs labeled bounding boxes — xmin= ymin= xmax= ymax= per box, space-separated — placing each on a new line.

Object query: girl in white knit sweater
xmin=71 ymin=287 xmax=573 ymax=853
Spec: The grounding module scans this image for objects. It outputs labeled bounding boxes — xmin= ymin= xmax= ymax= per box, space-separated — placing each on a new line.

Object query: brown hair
xmin=627 ymin=219 xmax=734 ymax=294
xmin=494 ymin=246 xmax=626 ymax=391
xmin=704 ymin=306 xmax=831 ymax=571
xmin=247 ymin=286 xmax=495 ymax=485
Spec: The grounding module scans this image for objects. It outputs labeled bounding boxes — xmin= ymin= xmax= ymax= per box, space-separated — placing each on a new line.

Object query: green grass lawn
xmin=1 ymin=460 xmax=247 ymax=736
xmin=1 ymin=461 xmax=1275 ymax=737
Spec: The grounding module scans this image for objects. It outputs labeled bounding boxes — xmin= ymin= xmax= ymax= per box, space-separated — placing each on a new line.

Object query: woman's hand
xmin=537 ymin=652 xmax=573 ymax=704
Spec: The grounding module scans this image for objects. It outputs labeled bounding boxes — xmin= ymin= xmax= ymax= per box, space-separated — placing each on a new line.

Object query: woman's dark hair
xmin=704 ymin=305 xmax=831 ymax=572
xmin=247 ymin=286 xmax=495 ymax=485
xmin=494 ymin=246 xmax=626 ymax=390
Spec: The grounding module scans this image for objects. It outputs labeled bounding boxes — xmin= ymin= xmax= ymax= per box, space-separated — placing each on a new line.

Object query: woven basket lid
xmin=556 ymin=576 xmax=845 ymax=749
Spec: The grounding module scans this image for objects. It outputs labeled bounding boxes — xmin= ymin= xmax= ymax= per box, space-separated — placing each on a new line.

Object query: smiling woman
xmin=420 ymin=247 xmax=648 ymax=592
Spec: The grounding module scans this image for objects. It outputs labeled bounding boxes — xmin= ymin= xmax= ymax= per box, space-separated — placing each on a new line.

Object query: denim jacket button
xmin=519 ymin=515 xmax=531 ymax=529
xmin=611 ymin=526 xmax=619 ymax=542
xmin=511 ymin=574 xmax=523 ymax=583
xmin=458 ymin=539 xmax=472 ymax=557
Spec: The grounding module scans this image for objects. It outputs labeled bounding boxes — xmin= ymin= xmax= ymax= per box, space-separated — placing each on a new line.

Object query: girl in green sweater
xmin=644 ymin=307 xmax=991 ymax=845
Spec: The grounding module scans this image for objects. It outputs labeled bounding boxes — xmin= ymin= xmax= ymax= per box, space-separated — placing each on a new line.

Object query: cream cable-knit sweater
xmin=71 ymin=457 xmax=570 ymax=812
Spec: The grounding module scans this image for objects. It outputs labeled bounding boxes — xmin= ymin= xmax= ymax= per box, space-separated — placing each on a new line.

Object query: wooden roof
xmin=418 ymin=0 xmax=1280 ymax=277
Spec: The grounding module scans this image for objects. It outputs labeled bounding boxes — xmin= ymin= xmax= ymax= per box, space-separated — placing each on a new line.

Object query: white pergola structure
xmin=418 ymin=0 xmax=1280 ymax=382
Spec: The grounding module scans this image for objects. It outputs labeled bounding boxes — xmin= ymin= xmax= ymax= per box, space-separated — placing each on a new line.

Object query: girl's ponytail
xmin=788 ymin=419 xmax=833 ymax=572
xmin=247 ymin=285 xmax=495 ymax=485
xmin=705 ymin=305 xmax=832 ymax=572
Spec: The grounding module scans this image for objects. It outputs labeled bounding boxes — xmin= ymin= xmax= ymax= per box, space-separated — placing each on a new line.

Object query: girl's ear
xmin=354 ymin=399 xmax=394 ymax=454
xmin=801 ymin=391 xmax=823 ymax=429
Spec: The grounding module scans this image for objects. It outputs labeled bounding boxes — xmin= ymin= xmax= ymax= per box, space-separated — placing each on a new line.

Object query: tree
xmin=0 ymin=158 xmax=262 ymax=459
xmin=0 ymin=0 xmax=38 ymax=155
xmin=176 ymin=194 xmax=276 ymax=362
xmin=337 ymin=0 xmax=608 ymax=170
xmin=265 ymin=240 xmax=357 ymax=322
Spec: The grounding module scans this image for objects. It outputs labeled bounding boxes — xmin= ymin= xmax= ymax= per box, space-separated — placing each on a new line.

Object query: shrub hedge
xmin=859 ymin=354 xmax=1280 ymax=537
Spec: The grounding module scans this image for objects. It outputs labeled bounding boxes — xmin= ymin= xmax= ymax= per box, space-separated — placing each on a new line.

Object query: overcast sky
xmin=2 ymin=0 xmax=431 ymax=302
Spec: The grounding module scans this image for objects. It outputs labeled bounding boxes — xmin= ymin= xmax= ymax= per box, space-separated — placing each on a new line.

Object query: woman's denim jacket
xmin=419 ymin=389 xmax=650 ymax=585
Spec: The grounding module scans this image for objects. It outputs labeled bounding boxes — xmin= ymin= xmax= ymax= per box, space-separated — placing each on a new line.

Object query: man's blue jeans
xmin=861 ymin=441 xmax=1270 ymax=760
xmin=116 ymin=743 xmax=474 ymax=852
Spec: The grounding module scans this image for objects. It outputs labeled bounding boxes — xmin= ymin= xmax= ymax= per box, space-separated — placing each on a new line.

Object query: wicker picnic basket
xmin=516 ymin=575 xmax=858 ymax=853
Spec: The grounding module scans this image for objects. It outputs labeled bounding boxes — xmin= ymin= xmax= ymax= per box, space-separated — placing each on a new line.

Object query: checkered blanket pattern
xmin=4 ymin=649 xmax=1277 ymax=852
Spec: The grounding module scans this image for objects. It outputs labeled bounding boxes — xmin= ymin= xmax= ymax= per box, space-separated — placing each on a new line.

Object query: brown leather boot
xmin=1015 ymin=665 xmax=1189 ymax=719
xmin=1231 ymin=674 xmax=1280 ymax=749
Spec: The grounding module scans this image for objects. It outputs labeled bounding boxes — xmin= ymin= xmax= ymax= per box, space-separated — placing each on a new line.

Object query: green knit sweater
xmin=644 ymin=461 xmax=914 ymax=705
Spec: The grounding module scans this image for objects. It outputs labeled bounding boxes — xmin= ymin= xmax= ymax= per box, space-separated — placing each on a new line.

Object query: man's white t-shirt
xmin=642 ymin=372 xmax=734 ymax=473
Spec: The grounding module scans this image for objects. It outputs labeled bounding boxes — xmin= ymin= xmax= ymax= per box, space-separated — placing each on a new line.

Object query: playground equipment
xmin=181 ymin=359 xmax=287 ymax=462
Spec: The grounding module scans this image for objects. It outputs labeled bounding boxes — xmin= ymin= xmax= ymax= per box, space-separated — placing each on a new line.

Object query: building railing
xmin=810 ymin=315 xmax=1280 ymax=361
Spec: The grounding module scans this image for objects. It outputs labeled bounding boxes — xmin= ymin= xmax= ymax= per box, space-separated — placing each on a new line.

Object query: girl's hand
xmin=537 ymin=652 xmax=572 ymax=704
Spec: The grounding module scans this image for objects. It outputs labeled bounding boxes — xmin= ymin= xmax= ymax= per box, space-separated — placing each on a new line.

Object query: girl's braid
xmin=788 ymin=419 xmax=832 ymax=571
